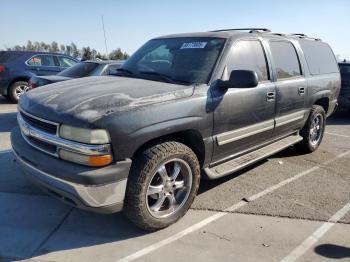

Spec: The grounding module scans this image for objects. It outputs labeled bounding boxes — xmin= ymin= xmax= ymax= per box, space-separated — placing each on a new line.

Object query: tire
xmin=297 ymin=105 xmax=326 ymax=153
xmin=124 ymin=141 xmax=200 ymax=231
xmin=9 ymin=81 xmax=29 ymax=103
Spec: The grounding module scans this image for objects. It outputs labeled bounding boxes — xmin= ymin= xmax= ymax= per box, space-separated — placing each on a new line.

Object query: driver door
xmin=212 ymin=39 xmax=276 ymax=162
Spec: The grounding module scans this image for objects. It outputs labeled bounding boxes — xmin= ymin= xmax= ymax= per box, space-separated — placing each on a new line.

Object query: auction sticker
xmin=180 ymin=42 xmax=207 ymax=49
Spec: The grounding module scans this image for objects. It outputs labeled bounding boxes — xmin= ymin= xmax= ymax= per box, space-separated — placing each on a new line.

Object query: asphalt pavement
xmin=0 ymin=95 xmax=349 ymax=262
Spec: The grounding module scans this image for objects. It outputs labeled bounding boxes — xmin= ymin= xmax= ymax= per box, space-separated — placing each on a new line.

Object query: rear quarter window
xmin=299 ymin=40 xmax=338 ymax=75
xmin=58 ymin=56 xmax=77 ymax=67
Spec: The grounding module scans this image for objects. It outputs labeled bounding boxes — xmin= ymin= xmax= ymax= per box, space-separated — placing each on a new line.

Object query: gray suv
xmin=11 ymin=28 xmax=340 ymax=230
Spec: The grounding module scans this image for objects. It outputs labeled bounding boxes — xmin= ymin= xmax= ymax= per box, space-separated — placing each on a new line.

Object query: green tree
xmin=50 ymin=41 xmax=59 ymax=52
xmin=33 ymin=41 xmax=40 ymax=51
xmin=60 ymin=44 xmax=66 ymax=54
xmin=26 ymin=41 xmax=34 ymax=51
xmin=96 ymin=52 xmax=107 ymax=60
xmin=81 ymin=47 xmax=92 ymax=61
xmin=109 ymin=48 xmax=124 ymax=60
xmin=71 ymin=42 xmax=80 ymax=58
xmin=3 ymin=40 xmax=129 ymax=61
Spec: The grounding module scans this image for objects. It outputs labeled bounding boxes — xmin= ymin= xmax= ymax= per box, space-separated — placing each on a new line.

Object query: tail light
xmin=0 ymin=65 xmax=5 ymax=73
xmin=30 ymin=81 xmax=39 ymax=89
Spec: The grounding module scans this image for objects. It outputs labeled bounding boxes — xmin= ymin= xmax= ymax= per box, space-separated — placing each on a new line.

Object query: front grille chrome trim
xmin=21 ymin=131 xmax=58 ymax=157
xmin=17 ymin=113 xmax=111 ymax=157
xmin=19 ymin=107 xmax=59 ymax=135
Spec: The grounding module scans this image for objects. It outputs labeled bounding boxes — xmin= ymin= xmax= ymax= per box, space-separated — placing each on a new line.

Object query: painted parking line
xmin=325 ymin=132 xmax=350 ymax=138
xmin=0 ymin=149 xmax=12 ymax=154
xmin=280 ymin=200 xmax=350 ymax=262
xmin=116 ymin=150 xmax=350 ymax=262
xmin=0 ymin=109 xmax=17 ymax=114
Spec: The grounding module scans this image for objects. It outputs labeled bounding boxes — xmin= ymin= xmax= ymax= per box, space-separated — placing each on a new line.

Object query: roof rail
xmin=269 ymin=32 xmax=287 ymax=36
xmin=210 ymin=28 xmax=271 ymax=33
xmin=291 ymin=33 xmax=307 ymax=37
xmin=289 ymin=33 xmax=321 ymax=41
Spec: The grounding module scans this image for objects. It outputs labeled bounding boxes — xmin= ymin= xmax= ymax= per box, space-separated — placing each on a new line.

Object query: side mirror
xmin=220 ymin=70 xmax=259 ymax=89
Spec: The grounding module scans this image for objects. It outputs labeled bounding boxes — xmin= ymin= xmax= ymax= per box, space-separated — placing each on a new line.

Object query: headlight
xmin=59 ymin=125 xmax=110 ymax=144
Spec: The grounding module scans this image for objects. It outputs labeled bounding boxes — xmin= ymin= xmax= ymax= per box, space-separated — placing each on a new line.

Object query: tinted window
xmin=120 ymin=37 xmax=226 ymax=84
xmin=299 ymin=41 xmax=338 ymax=75
xmin=58 ymin=56 xmax=77 ymax=67
xmin=227 ymin=40 xmax=269 ymax=82
xmin=27 ymin=55 xmax=57 ymax=67
xmin=270 ymin=41 xmax=301 ymax=79
xmin=58 ymin=62 xmax=99 ymax=77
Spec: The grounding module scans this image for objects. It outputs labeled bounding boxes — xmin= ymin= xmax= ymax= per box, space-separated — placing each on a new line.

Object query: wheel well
xmin=314 ymin=97 xmax=329 ymax=113
xmin=132 ymin=130 xmax=206 ymax=168
xmin=7 ymin=77 xmax=30 ymax=92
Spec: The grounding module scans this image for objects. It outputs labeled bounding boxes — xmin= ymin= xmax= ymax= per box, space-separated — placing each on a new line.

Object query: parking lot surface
xmin=0 ymin=95 xmax=349 ymax=262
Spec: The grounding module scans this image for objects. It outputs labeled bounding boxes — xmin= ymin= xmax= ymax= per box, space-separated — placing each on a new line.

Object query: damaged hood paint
xmin=19 ymin=76 xmax=194 ymax=125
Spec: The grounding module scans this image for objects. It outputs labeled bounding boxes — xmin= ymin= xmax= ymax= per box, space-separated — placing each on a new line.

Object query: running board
xmin=204 ymin=135 xmax=303 ymax=180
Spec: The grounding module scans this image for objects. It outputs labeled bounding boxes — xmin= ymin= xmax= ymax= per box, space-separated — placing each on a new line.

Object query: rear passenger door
xmin=212 ymin=39 xmax=276 ymax=162
xmin=268 ymin=41 xmax=307 ymax=137
xmin=26 ymin=54 xmax=61 ymax=75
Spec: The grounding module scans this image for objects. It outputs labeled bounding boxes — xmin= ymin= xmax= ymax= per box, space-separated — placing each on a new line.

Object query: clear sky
xmin=1 ymin=0 xmax=349 ymax=60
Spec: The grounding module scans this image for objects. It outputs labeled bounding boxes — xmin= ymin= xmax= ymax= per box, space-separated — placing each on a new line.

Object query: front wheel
xmin=297 ymin=105 xmax=326 ymax=153
xmin=124 ymin=141 xmax=200 ymax=231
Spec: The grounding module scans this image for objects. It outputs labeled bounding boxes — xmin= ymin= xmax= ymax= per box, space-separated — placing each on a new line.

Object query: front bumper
xmin=11 ymin=127 xmax=132 ymax=213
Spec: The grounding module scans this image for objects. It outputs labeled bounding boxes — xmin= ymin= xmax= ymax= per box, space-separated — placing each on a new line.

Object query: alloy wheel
xmin=146 ymin=158 xmax=192 ymax=218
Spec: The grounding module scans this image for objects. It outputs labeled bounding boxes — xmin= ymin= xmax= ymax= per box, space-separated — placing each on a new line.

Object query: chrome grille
xmin=17 ymin=109 xmax=112 ymax=159
xmin=20 ymin=111 xmax=58 ymax=135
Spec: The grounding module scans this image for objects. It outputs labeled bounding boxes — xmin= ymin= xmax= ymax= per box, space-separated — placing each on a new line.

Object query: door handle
xmin=298 ymin=87 xmax=305 ymax=95
xmin=266 ymin=92 xmax=275 ymax=101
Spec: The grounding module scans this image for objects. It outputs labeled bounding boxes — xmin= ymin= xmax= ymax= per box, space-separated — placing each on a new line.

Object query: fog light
xmin=59 ymin=149 xmax=112 ymax=167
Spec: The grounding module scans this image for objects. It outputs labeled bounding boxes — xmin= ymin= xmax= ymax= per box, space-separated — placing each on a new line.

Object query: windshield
xmin=118 ymin=37 xmax=226 ymax=85
xmin=58 ymin=62 xmax=99 ymax=78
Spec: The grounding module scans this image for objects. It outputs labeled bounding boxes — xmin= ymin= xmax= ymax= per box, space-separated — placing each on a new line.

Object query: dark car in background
xmin=29 ymin=60 xmax=124 ymax=89
xmin=338 ymin=61 xmax=350 ymax=111
xmin=0 ymin=51 xmax=78 ymax=102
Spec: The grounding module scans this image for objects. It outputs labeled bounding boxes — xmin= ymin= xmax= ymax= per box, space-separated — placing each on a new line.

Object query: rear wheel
xmin=124 ymin=141 xmax=200 ymax=231
xmin=9 ymin=81 xmax=30 ymax=103
xmin=297 ymin=105 xmax=326 ymax=153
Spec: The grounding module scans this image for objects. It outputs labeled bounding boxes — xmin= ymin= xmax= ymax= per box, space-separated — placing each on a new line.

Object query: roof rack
xmin=269 ymin=32 xmax=287 ymax=36
xmin=210 ymin=28 xmax=271 ymax=33
xmin=289 ymin=33 xmax=321 ymax=41
xmin=291 ymin=33 xmax=307 ymax=37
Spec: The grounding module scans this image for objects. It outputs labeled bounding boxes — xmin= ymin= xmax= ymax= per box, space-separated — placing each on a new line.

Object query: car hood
xmin=20 ymin=76 xmax=194 ymax=125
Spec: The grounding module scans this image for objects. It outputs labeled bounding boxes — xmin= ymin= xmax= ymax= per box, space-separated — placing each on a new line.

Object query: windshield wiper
xmin=138 ymin=71 xmax=189 ymax=85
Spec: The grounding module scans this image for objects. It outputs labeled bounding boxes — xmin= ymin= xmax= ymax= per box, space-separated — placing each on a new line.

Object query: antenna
xmin=101 ymin=15 xmax=108 ymax=58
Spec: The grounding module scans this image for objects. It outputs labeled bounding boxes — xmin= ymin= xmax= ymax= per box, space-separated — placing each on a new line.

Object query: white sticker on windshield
xmin=180 ymin=42 xmax=207 ymax=49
